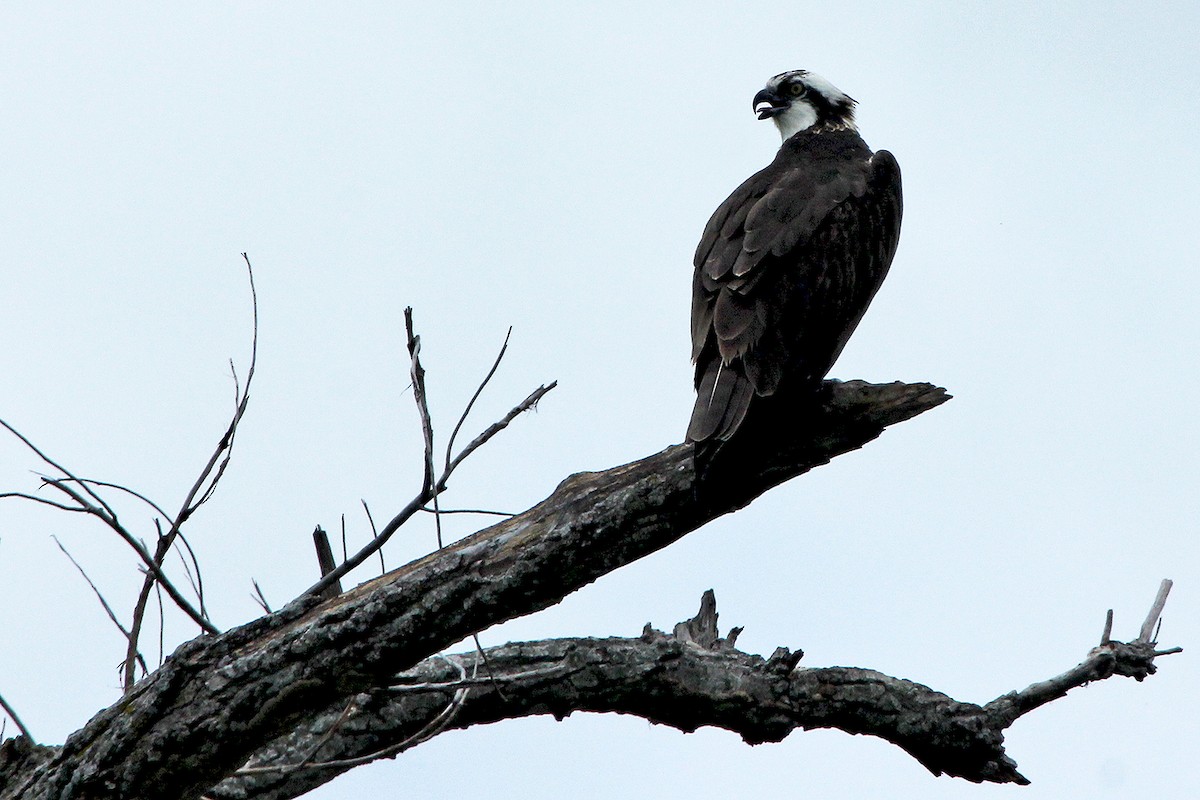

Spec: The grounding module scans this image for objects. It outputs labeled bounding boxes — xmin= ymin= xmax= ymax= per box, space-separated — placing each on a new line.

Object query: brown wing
xmin=687 ymin=140 xmax=902 ymax=442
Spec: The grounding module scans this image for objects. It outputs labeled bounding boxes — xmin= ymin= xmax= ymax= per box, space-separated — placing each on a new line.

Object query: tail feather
xmin=687 ymin=359 xmax=755 ymax=442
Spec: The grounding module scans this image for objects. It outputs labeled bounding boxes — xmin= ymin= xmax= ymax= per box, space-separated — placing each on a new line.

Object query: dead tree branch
xmin=0 ymin=695 xmax=33 ymax=744
xmin=201 ymin=584 xmax=1184 ymax=799
xmin=302 ymin=309 xmax=555 ymax=598
xmin=0 ymin=380 xmax=945 ymax=799
xmin=2 ymin=470 xmax=219 ymax=637
xmin=122 ymin=254 xmax=259 ymax=689
xmin=50 ymin=536 xmax=150 ymax=681
xmin=0 ymin=256 xmax=261 ymax=692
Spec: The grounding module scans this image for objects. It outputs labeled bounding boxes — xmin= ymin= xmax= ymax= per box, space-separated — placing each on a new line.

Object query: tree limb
xmin=195 ymin=585 xmax=1186 ymax=799
xmin=0 ymin=380 xmax=948 ymax=799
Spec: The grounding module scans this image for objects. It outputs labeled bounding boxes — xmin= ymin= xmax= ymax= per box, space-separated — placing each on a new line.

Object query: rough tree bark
xmin=0 ymin=380 xmax=1178 ymax=799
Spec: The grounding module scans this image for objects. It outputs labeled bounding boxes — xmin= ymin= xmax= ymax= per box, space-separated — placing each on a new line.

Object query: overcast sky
xmin=1 ymin=3 xmax=1197 ymax=798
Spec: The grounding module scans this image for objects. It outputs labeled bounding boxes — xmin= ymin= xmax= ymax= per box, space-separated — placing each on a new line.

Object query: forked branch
xmin=122 ymin=253 xmax=260 ymax=688
xmin=302 ymin=310 xmax=554 ymax=597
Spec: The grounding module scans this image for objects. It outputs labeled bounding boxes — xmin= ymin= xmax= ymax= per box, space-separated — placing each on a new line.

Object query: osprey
xmin=687 ymin=70 xmax=902 ymax=443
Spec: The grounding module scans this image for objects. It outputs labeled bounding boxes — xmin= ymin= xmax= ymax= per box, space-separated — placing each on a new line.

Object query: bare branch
xmin=302 ymin=494 xmax=427 ymax=599
xmin=443 ymin=382 xmax=556 ymax=481
xmin=251 ymin=580 xmax=273 ymax=615
xmin=155 ymin=579 xmax=166 ymax=668
xmin=202 ymin=583 xmax=1178 ymax=798
xmin=444 ymin=326 xmax=512 ymax=472
xmin=0 ymin=692 xmax=32 ymax=743
xmin=172 ymin=528 xmax=206 ymax=613
xmin=231 ymin=700 xmax=361 ymax=777
xmin=38 ymin=477 xmax=218 ymax=637
xmin=419 ymin=506 xmax=514 ymax=517
xmin=0 ymin=381 xmax=947 ymax=799
xmin=0 ymin=418 xmax=118 ymax=521
xmin=122 ymin=255 xmax=259 ymax=687
xmin=302 ymin=319 xmax=554 ymax=599
xmin=50 ymin=536 xmax=149 ymax=680
xmin=404 ymin=307 xmax=435 ymax=498
xmin=359 ymin=502 xmax=384 ymax=573
xmin=986 ymin=581 xmax=1182 ymax=725
xmin=0 ymin=492 xmax=91 ymax=514
xmin=230 ymin=655 xmax=478 ymax=781
xmin=71 ymin=478 xmax=174 ymax=525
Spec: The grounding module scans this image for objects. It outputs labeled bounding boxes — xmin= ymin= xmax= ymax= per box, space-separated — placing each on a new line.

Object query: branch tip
xmin=1137 ymin=578 xmax=1172 ymax=643
xmin=1100 ymin=608 xmax=1113 ymax=645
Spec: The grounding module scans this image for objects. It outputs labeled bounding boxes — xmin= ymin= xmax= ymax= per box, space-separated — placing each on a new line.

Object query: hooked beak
xmin=753 ymin=88 xmax=787 ymax=120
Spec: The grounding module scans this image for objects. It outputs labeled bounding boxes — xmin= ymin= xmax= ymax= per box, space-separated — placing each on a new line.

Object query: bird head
xmin=753 ymin=70 xmax=857 ymax=141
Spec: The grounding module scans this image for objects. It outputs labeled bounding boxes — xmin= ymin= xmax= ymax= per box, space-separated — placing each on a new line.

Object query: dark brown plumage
xmin=687 ymin=72 xmax=902 ymax=444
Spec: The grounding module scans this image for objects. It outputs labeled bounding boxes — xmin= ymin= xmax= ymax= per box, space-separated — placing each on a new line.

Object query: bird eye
xmin=788 ymin=83 xmax=807 ymax=97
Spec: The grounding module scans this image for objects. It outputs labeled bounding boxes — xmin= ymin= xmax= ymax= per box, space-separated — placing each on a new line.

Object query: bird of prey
xmin=687 ymin=70 xmax=902 ymax=443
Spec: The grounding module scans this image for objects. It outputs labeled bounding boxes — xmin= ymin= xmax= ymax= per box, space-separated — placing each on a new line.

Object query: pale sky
xmin=1 ymin=4 xmax=1197 ymax=798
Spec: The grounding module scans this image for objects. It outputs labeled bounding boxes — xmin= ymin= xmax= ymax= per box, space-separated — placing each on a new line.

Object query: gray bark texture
xmin=0 ymin=380 xmax=1175 ymax=799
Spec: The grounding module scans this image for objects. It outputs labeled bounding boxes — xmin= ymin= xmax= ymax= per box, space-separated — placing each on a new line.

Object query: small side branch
xmin=311 ymin=527 xmax=342 ymax=601
xmin=0 ymin=256 xmax=258 ymax=694
xmin=443 ymin=383 xmax=555 ymax=479
xmin=404 ymin=307 xmax=436 ymax=497
xmin=123 ymin=255 xmax=260 ymax=688
xmin=0 ymin=693 xmax=33 ymax=743
xmin=443 ymin=326 xmax=512 ymax=472
xmin=1138 ymin=578 xmax=1173 ymax=643
xmin=50 ymin=537 xmax=149 ymax=680
xmin=987 ymin=579 xmax=1181 ymax=726
xmin=302 ymin=313 xmax=554 ymax=598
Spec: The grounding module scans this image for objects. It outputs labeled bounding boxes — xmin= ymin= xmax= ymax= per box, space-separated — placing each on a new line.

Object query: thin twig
xmin=40 ymin=476 xmax=207 ymax=615
xmin=302 ymin=493 xmax=431 ymax=598
xmin=154 ymin=578 xmax=165 ymax=668
xmin=0 ymin=492 xmax=91 ymax=514
xmin=302 ymin=318 xmax=555 ymax=599
xmin=0 ymin=418 xmax=118 ymax=522
xmin=50 ymin=536 xmax=149 ymax=678
xmin=431 ymin=493 xmax=444 ymax=549
xmin=122 ymin=255 xmax=258 ymax=688
xmin=444 ymin=326 xmax=512 ymax=472
xmin=360 ymin=501 xmax=384 ymax=573
xmin=419 ymin=506 xmax=514 ymax=517
xmin=232 ymin=655 xmax=476 ymax=776
xmin=55 ymin=478 xmax=208 ymax=617
xmin=173 ymin=528 xmax=206 ymax=613
xmin=302 ymin=379 xmax=556 ymax=598
xmin=0 ymin=691 xmax=33 ymax=742
xmin=251 ymin=579 xmax=273 ymax=614
xmin=471 ymin=633 xmax=508 ymax=701
xmin=297 ymin=699 xmax=359 ymax=768
xmin=62 ymin=478 xmax=173 ymax=521
xmin=38 ymin=478 xmax=218 ymax=636
xmin=385 ymin=664 xmax=566 ymax=694
xmin=443 ymin=383 xmax=556 ymax=480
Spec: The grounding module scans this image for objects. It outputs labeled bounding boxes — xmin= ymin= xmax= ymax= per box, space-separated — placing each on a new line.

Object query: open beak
xmin=753 ymin=88 xmax=787 ymax=120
